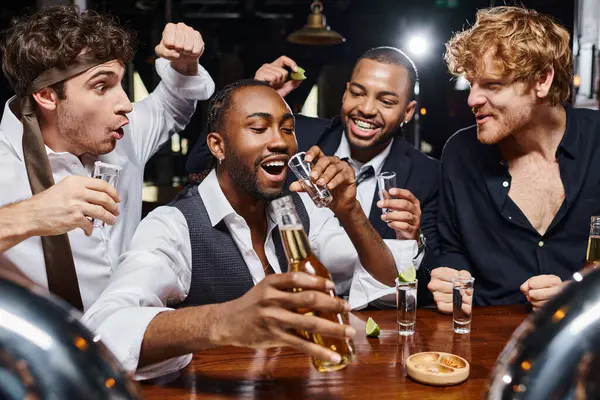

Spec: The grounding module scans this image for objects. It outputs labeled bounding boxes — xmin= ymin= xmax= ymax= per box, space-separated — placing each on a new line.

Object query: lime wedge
xmin=366 ymin=317 xmax=380 ymax=338
xmin=290 ymin=66 xmax=306 ymax=80
xmin=398 ymin=264 xmax=416 ymax=283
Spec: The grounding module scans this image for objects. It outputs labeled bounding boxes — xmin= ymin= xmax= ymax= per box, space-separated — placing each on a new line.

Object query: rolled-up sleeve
xmin=155 ymin=58 xmax=215 ymax=100
xmin=82 ymin=206 xmax=193 ymax=380
xmin=128 ymin=58 xmax=216 ymax=165
xmin=93 ymin=307 xmax=192 ymax=380
xmin=348 ymin=239 xmax=418 ymax=310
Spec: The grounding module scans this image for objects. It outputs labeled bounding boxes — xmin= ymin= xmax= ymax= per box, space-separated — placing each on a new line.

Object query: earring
xmin=219 ymin=158 xmax=224 ymax=165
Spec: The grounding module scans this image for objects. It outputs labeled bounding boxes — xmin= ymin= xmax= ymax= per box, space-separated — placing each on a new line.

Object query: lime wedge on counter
xmin=398 ymin=264 xmax=417 ymax=283
xmin=290 ymin=66 xmax=306 ymax=80
xmin=366 ymin=317 xmax=380 ymax=338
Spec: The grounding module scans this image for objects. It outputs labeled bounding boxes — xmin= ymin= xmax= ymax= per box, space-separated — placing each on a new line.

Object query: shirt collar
xmin=0 ymin=97 xmax=25 ymax=161
xmin=488 ymin=104 xmax=578 ymax=166
xmin=0 ymin=97 xmax=103 ymax=167
xmin=556 ymin=104 xmax=577 ymax=159
xmin=335 ymin=132 xmax=394 ymax=176
xmin=198 ymin=169 xmax=277 ymax=229
xmin=198 ymin=169 xmax=238 ymax=227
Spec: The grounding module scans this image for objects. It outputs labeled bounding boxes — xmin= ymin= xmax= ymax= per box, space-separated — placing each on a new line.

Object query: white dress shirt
xmin=334 ymin=133 xmax=393 ymax=217
xmin=334 ymin=133 xmax=424 ymax=308
xmin=83 ymin=169 xmax=418 ymax=379
xmin=0 ymin=58 xmax=215 ymax=311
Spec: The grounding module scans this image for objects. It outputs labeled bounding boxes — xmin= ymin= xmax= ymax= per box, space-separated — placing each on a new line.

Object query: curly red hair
xmin=445 ymin=6 xmax=572 ymax=106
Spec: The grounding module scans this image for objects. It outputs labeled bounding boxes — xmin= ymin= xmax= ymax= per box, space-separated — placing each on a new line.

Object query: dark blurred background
xmin=0 ymin=0 xmax=587 ymax=205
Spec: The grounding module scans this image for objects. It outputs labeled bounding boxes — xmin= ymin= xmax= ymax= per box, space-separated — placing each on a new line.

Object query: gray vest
xmin=170 ymin=184 xmax=310 ymax=307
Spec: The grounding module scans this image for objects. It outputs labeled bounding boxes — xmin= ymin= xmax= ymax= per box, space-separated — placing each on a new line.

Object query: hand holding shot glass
xmin=288 ymin=151 xmax=333 ymax=208
xmin=91 ymin=161 xmax=122 ymax=228
xmin=452 ymin=276 xmax=475 ymax=334
xmin=377 ymin=171 xmax=397 ymax=213
xmin=377 ymin=172 xmax=422 ymax=240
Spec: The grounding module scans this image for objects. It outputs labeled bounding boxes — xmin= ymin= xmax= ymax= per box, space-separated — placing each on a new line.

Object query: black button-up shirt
xmin=438 ymin=106 xmax=600 ymax=306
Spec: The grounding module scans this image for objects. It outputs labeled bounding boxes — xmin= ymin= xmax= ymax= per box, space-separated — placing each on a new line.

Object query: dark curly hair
xmin=0 ymin=5 xmax=137 ymax=98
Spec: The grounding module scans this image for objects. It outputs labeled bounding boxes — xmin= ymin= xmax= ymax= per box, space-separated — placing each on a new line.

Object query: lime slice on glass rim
xmin=366 ymin=317 xmax=380 ymax=338
xmin=290 ymin=66 xmax=306 ymax=80
xmin=398 ymin=264 xmax=417 ymax=283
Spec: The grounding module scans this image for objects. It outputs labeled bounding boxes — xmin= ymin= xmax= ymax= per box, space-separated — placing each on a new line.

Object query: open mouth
xmin=349 ymin=117 xmax=381 ymax=138
xmin=259 ymin=159 xmax=287 ymax=182
xmin=112 ymin=127 xmax=124 ymax=140
xmin=475 ymin=115 xmax=491 ymax=124
xmin=474 ymin=111 xmax=493 ymax=124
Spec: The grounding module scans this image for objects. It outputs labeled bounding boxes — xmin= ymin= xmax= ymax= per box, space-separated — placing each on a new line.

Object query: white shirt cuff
xmin=155 ymin=58 xmax=215 ymax=100
xmin=413 ymin=247 xmax=425 ymax=269
xmin=91 ymin=307 xmax=191 ymax=379
xmin=134 ymin=354 xmax=193 ymax=381
xmin=347 ymin=240 xmax=418 ymax=310
xmin=386 ymin=239 xmax=419 ymax=274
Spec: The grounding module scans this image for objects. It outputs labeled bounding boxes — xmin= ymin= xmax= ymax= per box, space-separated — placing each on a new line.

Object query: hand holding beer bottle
xmin=273 ymin=196 xmax=355 ymax=372
xmin=217 ymin=272 xmax=355 ymax=366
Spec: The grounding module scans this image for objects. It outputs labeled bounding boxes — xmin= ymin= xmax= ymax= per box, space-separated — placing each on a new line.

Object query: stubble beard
xmin=57 ymin=106 xmax=115 ymax=156
xmin=226 ymin=148 xmax=283 ymax=202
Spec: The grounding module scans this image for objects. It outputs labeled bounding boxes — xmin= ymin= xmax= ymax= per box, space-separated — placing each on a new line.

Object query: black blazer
xmin=293 ymin=115 xmax=440 ymax=306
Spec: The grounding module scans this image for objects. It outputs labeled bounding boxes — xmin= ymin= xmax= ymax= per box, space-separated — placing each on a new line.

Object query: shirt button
xmin=538 ymin=241 xmax=544 ymax=247
xmin=502 ymin=181 xmax=509 ymax=188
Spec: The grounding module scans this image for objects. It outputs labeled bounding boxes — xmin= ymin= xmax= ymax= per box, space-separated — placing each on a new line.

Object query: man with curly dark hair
xmin=0 ymin=5 xmax=215 ymax=314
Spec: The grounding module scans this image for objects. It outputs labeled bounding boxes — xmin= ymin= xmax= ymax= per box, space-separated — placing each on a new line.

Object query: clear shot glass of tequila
xmin=452 ymin=276 xmax=475 ymax=334
xmin=396 ymin=278 xmax=418 ymax=336
xmin=92 ymin=161 xmax=122 ymax=228
xmin=377 ymin=171 xmax=396 ymax=214
xmin=288 ymin=152 xmax=333 ymax=208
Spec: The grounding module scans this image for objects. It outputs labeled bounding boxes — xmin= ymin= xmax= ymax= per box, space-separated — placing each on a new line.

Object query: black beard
xmin=226 ymin=148 xmax=283 ymax=202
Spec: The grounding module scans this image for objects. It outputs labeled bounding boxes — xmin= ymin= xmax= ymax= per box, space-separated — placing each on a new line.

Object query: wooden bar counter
xmin=141 ymin=305 xmax=529 ymax=399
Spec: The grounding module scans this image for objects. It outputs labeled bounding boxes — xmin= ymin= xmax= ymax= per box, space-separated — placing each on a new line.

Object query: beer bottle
xmin=585 ymin=216 xmax=600 ymax=270
xmin=273 ymin=195 xmax=354 ymax=372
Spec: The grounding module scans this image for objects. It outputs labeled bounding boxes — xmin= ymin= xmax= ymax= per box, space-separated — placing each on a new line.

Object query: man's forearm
xmin=0 ymin=202 xmax=36 ymax=253
xmin=139 ymin=302 xmax=226 ymax=367
xmin=337 ymin=202 xmax=397 ymax=286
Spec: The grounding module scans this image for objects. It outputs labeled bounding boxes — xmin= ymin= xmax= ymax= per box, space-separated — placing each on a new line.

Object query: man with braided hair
xmin=187 ymin=48 xmax=440 ymax=308
xmin=0 ymin=5 xmax=215 ymax=311
xmin=84 ymin=79 xmax=417 ymax=378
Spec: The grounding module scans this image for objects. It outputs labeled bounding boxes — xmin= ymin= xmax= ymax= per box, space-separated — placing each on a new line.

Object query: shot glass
xmin=452 ymin=276 xmax=475 ymax=334
xmin=92 ymin=161 xmax=122 ymax=228
xmin=288 ymin=152 xmax=333 ymax=208
xmin=396 ymin=278 xmax=418 ymax=336
xmin=377 ymin=171 xmax=396 ymax=213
